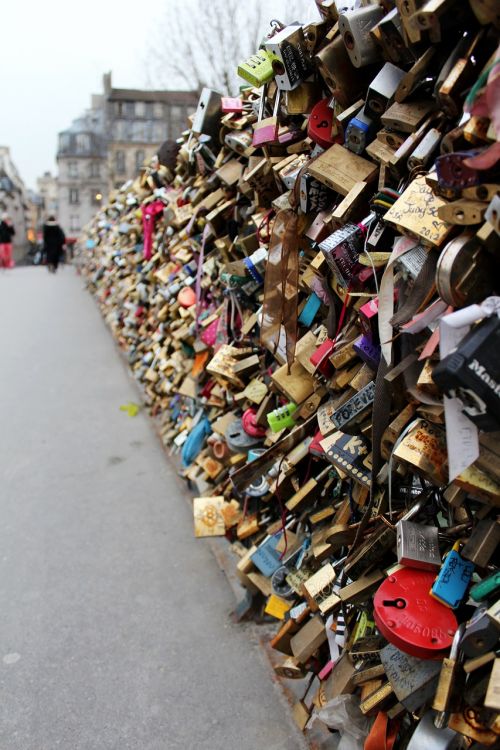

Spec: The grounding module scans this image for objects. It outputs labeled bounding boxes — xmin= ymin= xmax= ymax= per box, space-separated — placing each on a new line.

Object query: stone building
xmin=56 ymin=74 xmax=198 ymax=237
xmin=0 ymin=146 xmax=29 ymax=262
xmin=37 ymin=171 xmax=59 ymax=218
xmin=56 ymin=108 xmax=108 ymax=237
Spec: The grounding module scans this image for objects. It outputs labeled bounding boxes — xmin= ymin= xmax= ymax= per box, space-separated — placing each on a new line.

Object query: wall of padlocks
xmin=81 ymin=1 xmax=499 ymax=746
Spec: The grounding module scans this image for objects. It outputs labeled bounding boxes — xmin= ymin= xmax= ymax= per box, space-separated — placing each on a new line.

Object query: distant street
xmin=0 ymin=267 xmax=305 ymax=750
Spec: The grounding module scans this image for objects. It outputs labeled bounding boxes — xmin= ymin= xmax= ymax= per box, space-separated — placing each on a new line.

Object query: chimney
xmin=103 ymin=72 xmax=112 ymax=96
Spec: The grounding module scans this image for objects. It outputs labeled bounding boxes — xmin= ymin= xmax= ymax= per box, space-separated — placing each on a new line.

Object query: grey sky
xmin=1 ymin=0 xmax=316 ymax=191
xmin=0 ymin=0 xmax=160 ymax=189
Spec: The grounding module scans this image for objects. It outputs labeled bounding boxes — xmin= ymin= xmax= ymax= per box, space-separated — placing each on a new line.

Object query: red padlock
xmin=308 ymin=98 xmax=341 ymax=150
xmin=374 ymin=568 xmax=458 ymax=660
xmin=310 ymin=338 xmax=335 ymax=377
xmin=242 ymin=408 xmax=267 ymax=438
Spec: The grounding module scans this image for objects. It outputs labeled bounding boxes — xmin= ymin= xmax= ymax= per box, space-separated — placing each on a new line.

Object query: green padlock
xmin=470 ymin=570 xmax=500 ymax=602
xmin=267 ymin=402 xmax=298 ymax=432
xmin=237 ymin=50 xmax=280 ymax=87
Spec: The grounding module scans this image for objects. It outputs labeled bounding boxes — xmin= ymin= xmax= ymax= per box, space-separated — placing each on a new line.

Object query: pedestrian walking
xmin=0 ymin=213 xmax=15 ymax=269
xmin=43 ymin=216 xmax=66 ymax=273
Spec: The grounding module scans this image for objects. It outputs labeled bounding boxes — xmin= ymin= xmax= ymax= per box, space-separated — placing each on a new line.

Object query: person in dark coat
xmin=43 ymin=216 xmax=66 ymax=273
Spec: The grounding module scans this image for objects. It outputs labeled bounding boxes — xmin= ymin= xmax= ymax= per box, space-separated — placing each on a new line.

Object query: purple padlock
xmin=354 ymin=335 xmax=381 ymax=371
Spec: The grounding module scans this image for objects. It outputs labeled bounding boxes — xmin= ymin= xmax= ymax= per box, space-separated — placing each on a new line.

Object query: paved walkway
xmin=0 ymin=267 xmax=305 ymax=750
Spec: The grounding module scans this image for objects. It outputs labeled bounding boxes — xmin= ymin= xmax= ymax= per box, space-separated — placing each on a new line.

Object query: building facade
xmin=56 ymin=74 xmax=198 ymax=237
xmin=37 ymin=171 xmax=59 ymax=218
xmin=0 ymin=146 xmax=29 ymax=262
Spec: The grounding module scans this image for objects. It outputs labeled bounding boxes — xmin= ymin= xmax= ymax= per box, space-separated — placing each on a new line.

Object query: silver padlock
xmin=407 ymin=711 xmax=467 ymax=750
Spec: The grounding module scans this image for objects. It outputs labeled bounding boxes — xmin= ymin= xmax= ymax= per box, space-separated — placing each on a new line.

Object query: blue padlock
xmin=251 ymin=534 xmax=283 ymax=577
xmin=299 ymin=293 xmax=322 ymax=326
xmin=430 ymin=542 xmax=474 ymax=609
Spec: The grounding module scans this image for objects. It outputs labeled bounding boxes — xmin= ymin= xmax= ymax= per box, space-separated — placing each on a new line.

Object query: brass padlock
xmin=433 ymin=624 xmax=466 ymax=729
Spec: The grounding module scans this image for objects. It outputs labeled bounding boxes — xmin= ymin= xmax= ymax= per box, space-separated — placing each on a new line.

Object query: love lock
xmin=271 ymin=565 xmax=295 ymax=599
xmin=374 ymin=568 xmax=458 ymax=659
xmin=406 ymin=711 xmax=467 ymax=750
xmin=225 ymin=418 xmax=263 ymax=453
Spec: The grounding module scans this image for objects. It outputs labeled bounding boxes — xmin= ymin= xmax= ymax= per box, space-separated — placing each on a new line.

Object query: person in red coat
xmin=0 ymin=213 xmax=15 ymax=269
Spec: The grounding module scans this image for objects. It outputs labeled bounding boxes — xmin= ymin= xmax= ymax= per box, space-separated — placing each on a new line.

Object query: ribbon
xmin=378 ymin=236 xmax=420 ymax=365
xmin=261 ymin=209 xmax=300 ymax=372
xmin=141 ymin=200 xmax=165 ymax=260
xmin=364 ymin=712 xmax=399 ymax=750
xmin=195 ymin=224 xmax=211 ymax=335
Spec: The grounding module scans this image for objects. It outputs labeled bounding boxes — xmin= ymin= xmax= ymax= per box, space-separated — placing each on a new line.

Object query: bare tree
xmin=146 ymin=0 xmax=318 ymax=94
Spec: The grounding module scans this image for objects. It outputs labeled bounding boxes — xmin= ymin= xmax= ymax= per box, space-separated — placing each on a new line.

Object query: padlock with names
xmin=353 ymin=335 xmax=381 ymax=370
xmin=431 ymin=543 xmax=474 ymax=610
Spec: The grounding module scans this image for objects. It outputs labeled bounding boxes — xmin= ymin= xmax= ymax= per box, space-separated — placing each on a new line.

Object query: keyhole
xmin=382 ymin=598 xmax=406 ymax=609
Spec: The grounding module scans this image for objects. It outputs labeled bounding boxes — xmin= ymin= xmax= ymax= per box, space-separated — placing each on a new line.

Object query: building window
xmin=124 ymin=101 xmax=135 ymax=118
xmin=153 ymin=102 xmax=164 ymax=119
xmin=153 ymin=122 xmax=167 ymax=142
xmin=135 ymin=101 xmax=146 ymax=117
xmin=114 ymin=119 xmax=127 ymax=141
xmin=135 ymin=150 xmax=146 ymax=171
xmin=70 ymin=215 xmax=80 ymax=232
xmin=76 ymin=133 xmax=90 ymax=153
xmin=59 ymin=133 xmax=71 ymax=151
xmin=115 ymin=150 xmax=126 ymax=174
xmin=68 ymin=161 xmax=78 ymax=178
xmin=131 ymin=121 xmax=146 ymax=141
xmin=69 ymin=188 xmax=79 ymax=205
xmin=89 ymin=161 xmax=100 ymax=178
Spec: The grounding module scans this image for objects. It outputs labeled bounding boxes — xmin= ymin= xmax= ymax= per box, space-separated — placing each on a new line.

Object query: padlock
xmin=251 ymin=533 xmax=285 ymax=577
xmin=381 ymin=643 xmax=442 ymax=711
xmin=374 ymin=567 xmax=458 ymax=659
xmin=406 ymin=710 xmax=466 ymax=749
xmin=396 ymin=520 xmax=442 ymax=572
xmin=370 ymin=8 xmax=416 ymax=65
xmin=264 ymin=24 xmax=312 ymax=91
xmin=435 ymin=233 xmax=496 ymax=307
xmin=435 ymin=151 xmax=484 ymax=191
xmin=237 ymin=49 xmax=280 ymax=87
xmin=307 ymin=98 xmax=339 ymax=150
xmin=353 ymin=335 xmax=381 ymax=371
xmin=252 ymin=88 xmax=281 ymax=147
xmin=319 ymin=222 xmax=364 ymax=286
xmin=309 ymin=338 xmax=335 ymax=378
xmin=433 ymin=624 xmax=466 ymax=728
xmin=432 ymin=316 xmax=500 ymax=432
xmin=461 ymin=609 xmax=500 ymax=659
xmin=267 ymin=402 xmax=298 ymax=432
xmin=338 ymin=5 xmax=385 ymax=68
xmin=431 ymin=543 xmax=475 ymax=610
xmin=462 ymin=520 xmax=500 ymax=568
xmin=471 ymin=572 xmax=500 ymax=604
xmin=299 ymin=173 xmax=331 ymax=214
xmin=330 ymin=380 xmax=375 ymax=432
xmin=191 ymin=88 xmax=222 ymax=142
xmin=345 ymin=107 xmax=375 ymax=155
xmin=365 ymin=62 xmax=406 ymax=120
xmin=407 ymin=127 xmax=442 ymax=171
xmin=225 ymin=418 xmax=263 ymax=452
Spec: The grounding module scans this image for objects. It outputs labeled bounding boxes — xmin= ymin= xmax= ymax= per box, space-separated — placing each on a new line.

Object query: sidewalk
xmin=0 ymin=267 xmax=306 ymax=750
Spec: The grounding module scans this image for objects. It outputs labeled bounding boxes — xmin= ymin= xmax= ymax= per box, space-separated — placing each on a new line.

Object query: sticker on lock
xmin=374 ymin=568 xmax=458 ymax=659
